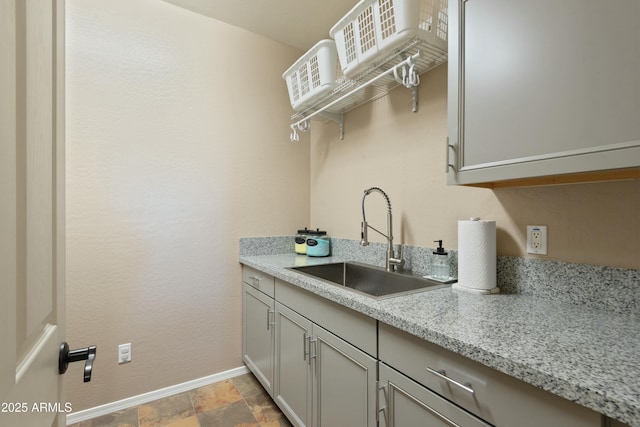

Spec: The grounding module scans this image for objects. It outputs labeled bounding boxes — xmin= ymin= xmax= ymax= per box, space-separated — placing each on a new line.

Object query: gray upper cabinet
xmin=447 ymin=0 xmax=640 ymax=186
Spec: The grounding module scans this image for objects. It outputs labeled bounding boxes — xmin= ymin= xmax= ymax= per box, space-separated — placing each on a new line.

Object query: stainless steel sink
xmin=289 ymin=262 xmax=449 ymax=299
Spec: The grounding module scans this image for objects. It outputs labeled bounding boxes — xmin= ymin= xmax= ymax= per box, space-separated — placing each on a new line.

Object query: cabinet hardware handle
xmin=446 ymin=137 xmax=455 ymax=172
xmin=426 ymin=367 xmax=475 ymax=395
xmin=375 ymin=380 xmax=379 ymax=419
xmin=266 ymin=307 xmax=270 ymax=330
xmin=250 ymin=276 xmax=260 ymax=287
xmin=303 ymin=332 xmax=309 ymax=361
xmin=309 ymin=337 xmax=317 ymax=366
xmin=376 ymin=381 xmax=388 ymax=424
xmin=268 ymin=309 xmax=275 ymax=328
xmin=266 ymin=308 xmax=275 ymax=330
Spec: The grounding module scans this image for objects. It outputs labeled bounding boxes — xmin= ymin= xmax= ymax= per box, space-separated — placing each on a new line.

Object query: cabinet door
xmin=448 ymin=0 xmax=640 ymax=185
xmin=312 ymin=325 xmax=377 ymax=427
xmin=379 ymin=363 xmax=492 ymax=427
xmin=274 ymin=303 xmax=313 ymax=427
xmin=242 ymin=283 xmax=275 ymax=395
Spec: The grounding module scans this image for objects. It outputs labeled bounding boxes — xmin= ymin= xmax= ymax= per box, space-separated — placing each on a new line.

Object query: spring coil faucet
xmin=361 ymin=187 xmax=404 ymax=272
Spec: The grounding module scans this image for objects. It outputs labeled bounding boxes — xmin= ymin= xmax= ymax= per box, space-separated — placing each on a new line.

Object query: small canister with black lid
xmin=306 ymin=229 xmax=331 ymax=257
xmin=295 ymin=228 xmax=310 ymax=254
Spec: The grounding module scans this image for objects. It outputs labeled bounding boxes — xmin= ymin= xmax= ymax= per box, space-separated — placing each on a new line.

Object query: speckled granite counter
xmin=239 ymin=239 xmax=640 ymax=426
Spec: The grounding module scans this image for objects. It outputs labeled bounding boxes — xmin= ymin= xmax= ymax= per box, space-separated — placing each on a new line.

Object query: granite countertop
xmin=239 ymin=252 xmax=640 ymax=427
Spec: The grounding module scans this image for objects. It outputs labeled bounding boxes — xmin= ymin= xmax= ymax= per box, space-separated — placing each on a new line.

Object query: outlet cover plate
xmin=118 ymin=343 xmax=132 ymax=364
xmin=526 ymin=225 xmax=548 ymax=255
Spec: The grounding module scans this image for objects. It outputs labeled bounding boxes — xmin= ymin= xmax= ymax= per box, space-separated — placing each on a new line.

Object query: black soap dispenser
xmin=431 ymin=240 xmax=451 ymax=281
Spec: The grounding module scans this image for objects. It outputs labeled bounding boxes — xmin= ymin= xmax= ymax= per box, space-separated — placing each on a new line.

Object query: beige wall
xmin=65 ymin=0 xmax=309 ymax=411
xmin=310 ymin=64 xmax=640 ymax=269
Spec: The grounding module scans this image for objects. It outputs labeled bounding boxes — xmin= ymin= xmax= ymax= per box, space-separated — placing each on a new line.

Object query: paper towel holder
xmin=455 ymin=217 xmax=500 ymax=295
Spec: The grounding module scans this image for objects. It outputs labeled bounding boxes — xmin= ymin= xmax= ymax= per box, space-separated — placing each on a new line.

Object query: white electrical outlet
xmin=118 ymin=343 xmax=132 ymax=364
xmin=526 ymin=225 xmax=548 ymax=255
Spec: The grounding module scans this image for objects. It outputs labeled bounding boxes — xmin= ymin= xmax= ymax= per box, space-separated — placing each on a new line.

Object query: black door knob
xmin=59 ymin=342 xmax=96 ymax=382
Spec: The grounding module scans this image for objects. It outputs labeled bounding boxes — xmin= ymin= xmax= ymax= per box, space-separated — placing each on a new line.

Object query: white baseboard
xmin=66 ymin=365 xmax=249 ymax=425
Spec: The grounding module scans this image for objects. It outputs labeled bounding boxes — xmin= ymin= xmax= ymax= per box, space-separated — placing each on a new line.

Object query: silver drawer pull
xmin=426 ymin=367 xmax=475 ymax=395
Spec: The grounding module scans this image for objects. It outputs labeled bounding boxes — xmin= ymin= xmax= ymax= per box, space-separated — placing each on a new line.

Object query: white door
xmin=1 ymin=1 xmax=67 ymax=426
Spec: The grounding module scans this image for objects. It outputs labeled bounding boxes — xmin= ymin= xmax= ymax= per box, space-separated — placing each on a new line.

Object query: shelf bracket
xmin=318 ymin=111 xmax=344 ymax=141
xmin=319 ymin=111 xmax=345 ymax=140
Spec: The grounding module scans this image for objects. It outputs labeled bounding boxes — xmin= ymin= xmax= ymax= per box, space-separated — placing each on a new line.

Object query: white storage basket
xmin=283 ymin=40 xmax=340 ymax=111
xmin=330 ymin=0 xmax=448 ymax=78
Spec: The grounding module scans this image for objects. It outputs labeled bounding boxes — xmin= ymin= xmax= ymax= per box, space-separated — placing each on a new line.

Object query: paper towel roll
xmin=454 ymin=218 xmax=499 ymax=294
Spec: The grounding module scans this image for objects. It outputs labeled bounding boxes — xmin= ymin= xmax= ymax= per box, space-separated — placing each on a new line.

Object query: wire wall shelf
xmin=289 ymin=38 xmax=448 ymax=142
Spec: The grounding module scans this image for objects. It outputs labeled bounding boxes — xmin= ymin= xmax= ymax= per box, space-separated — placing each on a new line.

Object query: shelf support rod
xmin=290 ymin=52 xmax=421 ymax=141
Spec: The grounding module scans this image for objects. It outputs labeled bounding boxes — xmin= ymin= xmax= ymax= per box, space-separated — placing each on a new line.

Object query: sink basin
xmin=289 ymin=262 xmax=448 ymax=299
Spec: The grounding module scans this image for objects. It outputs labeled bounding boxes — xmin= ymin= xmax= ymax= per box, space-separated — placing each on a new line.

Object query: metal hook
xmin=393 ymin=65 xmax=405 ymax=85
xmin=290 ymin=125 xmax=299 ymax=142
xmin=407 ymin=63 xmax=420 ymax=87
xmin=297 ymin=120 xmax=310 ymax=132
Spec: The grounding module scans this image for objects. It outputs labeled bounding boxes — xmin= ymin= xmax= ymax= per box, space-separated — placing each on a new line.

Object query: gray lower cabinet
xmin=242 ymin=266 xmax=377 ymax=427
xmin=242 ymin=265 xmax=617 ymax=426
xmin=274 ymin=301 xmax=377 ymax=427
xmin=378 ymin=363 xmax=491 ymax=427
xmin=241 ymin=282 xmax=275 ymax=395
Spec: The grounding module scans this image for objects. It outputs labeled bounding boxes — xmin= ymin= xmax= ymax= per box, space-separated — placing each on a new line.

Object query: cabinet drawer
xmin=379 ymin=323 xmax=600 ymax=427
xmin=379 ymin=363 xmax=491 ymax=427
xmin=242 ymin=265 xmax=275 ymax=297
xmin=275 ymin=279 xmax=377 ymax=357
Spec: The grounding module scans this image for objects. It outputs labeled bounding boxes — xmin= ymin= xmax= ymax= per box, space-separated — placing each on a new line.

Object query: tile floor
xmin=68 ymin=373 xmax=293 ymax=427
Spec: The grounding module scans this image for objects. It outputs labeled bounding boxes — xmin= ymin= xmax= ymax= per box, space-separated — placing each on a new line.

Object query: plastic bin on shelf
xmin=283 ymin=40 xmax=340 ymax=111
xmin=330 ymin=0 xmax=448 ymax=78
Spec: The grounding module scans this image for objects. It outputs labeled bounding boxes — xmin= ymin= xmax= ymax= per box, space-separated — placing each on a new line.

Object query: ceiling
xmin=161 ymin=0 xmax=358 ymax=51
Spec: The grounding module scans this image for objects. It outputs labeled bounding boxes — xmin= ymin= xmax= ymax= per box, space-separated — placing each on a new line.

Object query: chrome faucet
xmin=360 ymin=187 xmax=404 ymax=272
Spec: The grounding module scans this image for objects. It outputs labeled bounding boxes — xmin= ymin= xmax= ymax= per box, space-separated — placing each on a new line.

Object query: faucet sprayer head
xmin=360 ymin=221 xmax=369 ymax=246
